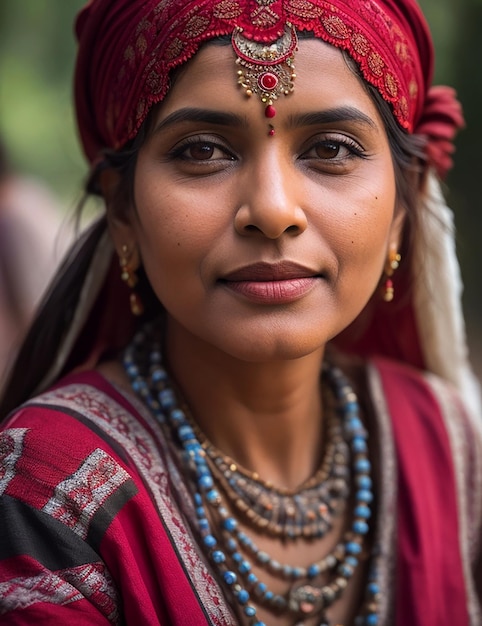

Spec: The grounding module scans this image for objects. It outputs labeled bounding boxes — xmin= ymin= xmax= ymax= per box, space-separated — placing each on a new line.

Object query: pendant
xmin=288 ymin=583 xmax=324 ymax=616
xmin=232 ymin=23 xmax=297 ymax=117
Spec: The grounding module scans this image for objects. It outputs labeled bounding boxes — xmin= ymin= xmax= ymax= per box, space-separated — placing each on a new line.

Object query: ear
xmin=99 ymin=167 xmax=141 ymax=269
xmin=388 ymin=202 xmax=406 ymax=253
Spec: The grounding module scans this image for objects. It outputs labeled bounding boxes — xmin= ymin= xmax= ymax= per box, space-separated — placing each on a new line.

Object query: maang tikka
xmin=232 ymin=23 xmax=298 ymax=126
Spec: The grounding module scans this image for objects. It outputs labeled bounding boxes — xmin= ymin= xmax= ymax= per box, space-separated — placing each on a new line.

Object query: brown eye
xmin=299 ymin=135 xmax=365 ymax=166
xmin=188 ymin=143 xmax=215 ymax=160
xmin=315 ymin=142 xmax=340 ymax=159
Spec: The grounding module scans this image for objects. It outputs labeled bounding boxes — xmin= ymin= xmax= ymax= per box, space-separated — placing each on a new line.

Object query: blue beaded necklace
xmin=123 ymin=322 xmax=379 ymax=626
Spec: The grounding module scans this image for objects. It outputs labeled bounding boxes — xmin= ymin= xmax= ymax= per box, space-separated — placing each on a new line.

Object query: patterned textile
xmin=0 ymin=364 xmax=480 ymax=624
xmin=0 ymin=373 xmax=234 ymax=625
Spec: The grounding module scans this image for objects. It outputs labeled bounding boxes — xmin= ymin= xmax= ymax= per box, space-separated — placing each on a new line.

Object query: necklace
xmin=190 ymin=397 xmax=351 ymax=541
xmin=123 ymin=322 xmax=379 ymax=626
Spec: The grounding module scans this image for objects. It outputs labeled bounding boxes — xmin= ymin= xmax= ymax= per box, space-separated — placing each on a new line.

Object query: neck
xmin=164 ymin=321 xmax=326 ymax=490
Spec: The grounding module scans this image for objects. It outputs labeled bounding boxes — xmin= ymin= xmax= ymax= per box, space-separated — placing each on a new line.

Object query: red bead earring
xmin=119 ymin=244 xmax=144 ymax=316
xmin=382 ymin=250 xmax=401 ymax=302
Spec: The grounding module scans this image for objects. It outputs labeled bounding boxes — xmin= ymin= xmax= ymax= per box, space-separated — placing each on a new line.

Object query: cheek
xmin=314 ymin=175 xmax=396 ymax=261
xmin=318 ymin=178 xmax=397 ymax=302
xmin=132 ymin=174 xmax=228 ymax=303
xmin=134 ymin=165 xmax=233 ymax=245
xmin=134 ymin=172 xmax=192 ymax=248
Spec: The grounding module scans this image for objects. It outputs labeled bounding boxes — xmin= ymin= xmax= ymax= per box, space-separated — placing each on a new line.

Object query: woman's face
xmin=110 ymin=39 xmax=403 ymax=362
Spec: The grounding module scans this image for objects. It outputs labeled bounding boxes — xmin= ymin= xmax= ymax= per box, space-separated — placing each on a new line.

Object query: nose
xmin=234 ymin=152 xmax=307 ymax=239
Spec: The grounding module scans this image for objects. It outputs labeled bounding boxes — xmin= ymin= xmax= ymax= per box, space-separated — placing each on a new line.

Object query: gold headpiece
xmin=232 ymin=23 xmax=298 ymax=120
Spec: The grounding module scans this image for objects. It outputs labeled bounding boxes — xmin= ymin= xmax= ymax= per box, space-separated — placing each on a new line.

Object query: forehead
xmin=157 ymin=38 xmax=383 ymax=127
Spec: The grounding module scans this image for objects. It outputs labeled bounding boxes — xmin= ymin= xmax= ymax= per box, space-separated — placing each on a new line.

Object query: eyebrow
xmin=151 ymin=105 xmax=377 ymax=134
xmin=287 ymin=106 xmax=377 ymax=130
xmin=152 ymin=108 xmax=247 ymax=134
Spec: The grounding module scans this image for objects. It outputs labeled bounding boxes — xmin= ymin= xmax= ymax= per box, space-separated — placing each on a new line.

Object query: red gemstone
xmin=265 ymin=105 xmax=276 ymax=118
xmin=258 ymin=72 xmax=278 ymax=91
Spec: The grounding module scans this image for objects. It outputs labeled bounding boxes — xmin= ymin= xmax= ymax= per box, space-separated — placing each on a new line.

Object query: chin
xmin=211 ymin=327 xmax=329 ymax=363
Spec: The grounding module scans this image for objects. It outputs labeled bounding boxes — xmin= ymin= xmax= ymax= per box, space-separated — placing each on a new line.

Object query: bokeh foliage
xmin=0 ymin=0 xmax=480 ymax=371
xmin=0 ymin=1 xmax=85 ymax=202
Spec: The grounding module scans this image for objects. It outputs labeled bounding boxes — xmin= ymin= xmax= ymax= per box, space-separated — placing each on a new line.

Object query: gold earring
xmin=129 ymin=292 xmax=144 ymax=316
xmin=382 ymin=249 xmax=401 ymax=302
xmin=119 ymin=244 xmax=144 ymax=316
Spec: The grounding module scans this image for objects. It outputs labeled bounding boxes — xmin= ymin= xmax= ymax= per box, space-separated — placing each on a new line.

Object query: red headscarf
xmin=74 ymin=0 xmax=463 ymax=178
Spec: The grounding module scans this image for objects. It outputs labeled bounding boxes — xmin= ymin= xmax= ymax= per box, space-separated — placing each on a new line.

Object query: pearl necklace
xmin=123 ymin=322 xmax=380 ymax=626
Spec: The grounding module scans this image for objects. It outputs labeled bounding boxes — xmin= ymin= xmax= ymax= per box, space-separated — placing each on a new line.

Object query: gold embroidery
xmin=395 ymin=41 xmax=409 ymax=63
xmin=136 ymin=18 xmax=152 ymax=36
xmin=321 ymin=15 xmax=349 ymax=40
xmin=397 ymin=96 xmax=409 ymax=122
xmin=165 ymin=37 xmax=184 ymax=60
xmin=351 ymin=33 xmax=369 ymax=56
xmin=136 ymin=100 xmax=147 ymax=125
xmin=286 ymin=0 xmax=323 ymax=19
xmin=147 ymin=70 xmax=163 ymax=95
xmin=136 ymin=34 xmax=148 ymax=55
xmin=183 ymin=15 xmax=211 ymax=38
xmin=367 ymin=51 xmax=384 ymax=77
xmin=250 ymin=6 xmax=281 ymax=28
xmin=409 ymin=80 xmax=418 ymax=99
xmin=154 ymin=0 xmax=173 ymax=15
xmin=213 ymin=0 xmax=242 ymax=20
xmin=124 ymin=46 xmax=135 ymax=63
xmin=384 ymin=73 xmax=398 ymax=98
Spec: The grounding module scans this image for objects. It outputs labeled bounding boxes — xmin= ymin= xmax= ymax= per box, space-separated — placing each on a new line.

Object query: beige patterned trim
xmin=0 ymin=428 xmax=27 ymax=496
xmin=366 ymin=362 xmax=397 ymax=626
xmin=42 ymin=449 xmax=131 ymax=540
xmin=423 ymin=372 xmax=482 ymax=626
xmin=0 ymin=562 xmax=119 ymax=623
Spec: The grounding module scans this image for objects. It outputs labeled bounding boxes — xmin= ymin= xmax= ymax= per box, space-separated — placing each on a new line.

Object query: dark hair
xmin=0 ymin=38 xmax=429 ymax=419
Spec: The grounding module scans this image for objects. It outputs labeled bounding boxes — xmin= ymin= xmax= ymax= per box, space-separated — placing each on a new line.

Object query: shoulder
xmin=369 ymin=356 xmax=482 ymax=553
xmin=369 ymin=355 xmax=480 ymax=432
xmin=0 ymin=370 xmax=162 ymax=520
xmin=368 ymin=356 xmax=482 ymax=468
xmin=0 ymin=371 xmax=144 ymax=513
xmin=0 ymin=367 xmax=174 ymax=488
xmin=2 ymin=369 xmax=143 ymax=434
xmin=1 ymin=371 xmax=132 ymax=456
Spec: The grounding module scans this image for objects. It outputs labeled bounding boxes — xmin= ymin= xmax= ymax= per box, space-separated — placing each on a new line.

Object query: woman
xmin=0 ymin=1 xmax=480 ymax=625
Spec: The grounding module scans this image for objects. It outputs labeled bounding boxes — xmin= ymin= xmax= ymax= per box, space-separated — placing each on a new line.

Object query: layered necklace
xmin=197 ymin=403 xmax=351 ymax=541
xmin=123 ymin=322 xmax=379 ymax=626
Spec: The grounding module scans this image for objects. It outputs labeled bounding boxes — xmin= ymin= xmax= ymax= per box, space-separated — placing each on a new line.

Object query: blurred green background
xmin=0 ymin=1 xmax=480 ymax=378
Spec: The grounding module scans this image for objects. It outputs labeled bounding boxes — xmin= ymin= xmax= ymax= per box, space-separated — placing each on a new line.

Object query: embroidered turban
xmin=74 ymin=0 xmax=464 ymax=176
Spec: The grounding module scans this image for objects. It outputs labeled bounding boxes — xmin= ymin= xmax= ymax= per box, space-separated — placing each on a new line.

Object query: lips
xmin=222 ymin=261 xmax=320 ymax=282
xmin=220 ymin=261 xmax=321 ymax=304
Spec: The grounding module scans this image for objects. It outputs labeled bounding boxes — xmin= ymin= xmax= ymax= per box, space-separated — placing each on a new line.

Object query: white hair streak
xmin=413 ymin=171 xmax=482 ymax=420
